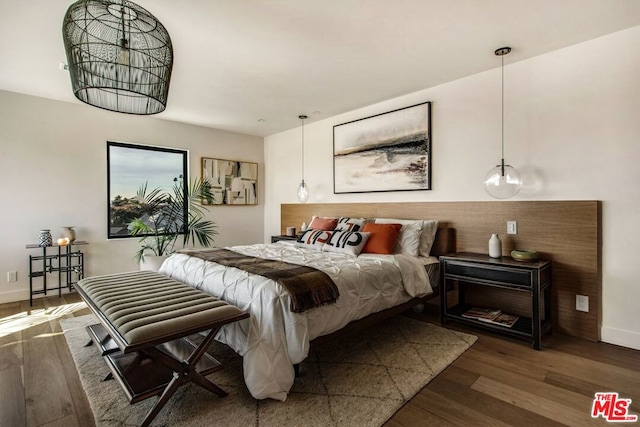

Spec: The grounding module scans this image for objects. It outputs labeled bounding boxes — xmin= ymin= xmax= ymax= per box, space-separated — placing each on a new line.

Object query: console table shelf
xmin=27 ymin=241 xmax=88 ymax=306
xmin=445 ymin=304 xmax=551 ymax=339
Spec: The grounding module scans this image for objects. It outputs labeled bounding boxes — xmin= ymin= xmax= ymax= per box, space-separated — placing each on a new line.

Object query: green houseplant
xmin=128 ymin=177 xmax=217 ymax=264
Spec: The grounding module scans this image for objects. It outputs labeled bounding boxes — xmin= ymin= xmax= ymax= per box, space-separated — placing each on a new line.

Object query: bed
xmin=159 ymin=217 xmax=453 ymax=401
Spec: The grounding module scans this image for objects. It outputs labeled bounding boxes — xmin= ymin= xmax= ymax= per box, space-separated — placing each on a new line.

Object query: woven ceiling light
xmin=62 ymin=0 xmax=173 ymax=115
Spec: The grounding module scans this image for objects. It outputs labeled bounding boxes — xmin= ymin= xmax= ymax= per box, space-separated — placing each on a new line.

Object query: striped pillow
xmin=335 ymin=217 xmax=368 ymax=232
xmin=323 ymin=231 xmax=370 ymax=256
xmin=296 ymin=229 xmax=332 ymax=250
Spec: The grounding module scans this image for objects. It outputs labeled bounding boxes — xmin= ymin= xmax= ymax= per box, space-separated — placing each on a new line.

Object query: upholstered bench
xmin=76 ymin=270 xmax=249 ymax=427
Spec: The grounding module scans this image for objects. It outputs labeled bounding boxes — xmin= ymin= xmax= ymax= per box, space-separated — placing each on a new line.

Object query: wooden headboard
xmin=430 ymin=227 xmax=455 ymax=257
xmin=281 ymin=201 xmax=602 ymax=342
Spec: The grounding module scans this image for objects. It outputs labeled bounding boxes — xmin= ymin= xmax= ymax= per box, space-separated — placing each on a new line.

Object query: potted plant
xmin=128 ymin=176 xmax=217 ymax=270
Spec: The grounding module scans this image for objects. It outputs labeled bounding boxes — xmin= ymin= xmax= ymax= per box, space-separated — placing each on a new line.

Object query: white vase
xmin=489 ymin=233 xmax=502 ymax=258
xmin=139 ymin=255 xmax=169 ymax=272
xmin=61 ymin=226 xmax=76 ymax=243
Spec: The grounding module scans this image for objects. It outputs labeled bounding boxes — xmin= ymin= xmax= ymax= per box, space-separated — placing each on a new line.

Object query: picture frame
xmin=333 ymin=102 xmax=431 ymax=194
xmin=201 ymin=157 xmax=258 ymax=205
xmin=107 ymin=141 xmax=188 ymax=239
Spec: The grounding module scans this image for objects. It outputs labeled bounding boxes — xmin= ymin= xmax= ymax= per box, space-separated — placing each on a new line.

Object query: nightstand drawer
xmin=271 ymin=235 xmax=298 ymax=243
xmin=445 ymin=261 xmax=532 ymax=288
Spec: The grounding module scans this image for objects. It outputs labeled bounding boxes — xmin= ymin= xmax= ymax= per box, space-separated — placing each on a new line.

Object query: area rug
xmin=61 ymin=314 xmax=476 ymax=427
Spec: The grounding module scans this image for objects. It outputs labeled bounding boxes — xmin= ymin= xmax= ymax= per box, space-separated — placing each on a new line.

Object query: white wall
xmin=264 ymin=26 xmax=640 ymax=350
xmin=0 ymin=90 xmax=264 ymax=304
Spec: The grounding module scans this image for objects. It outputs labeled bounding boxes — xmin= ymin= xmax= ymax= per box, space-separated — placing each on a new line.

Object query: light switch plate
xmin=507 ymin=221 xmax=518 ymax=235
xmin=576 ymin=294 xmax=589 ymax=312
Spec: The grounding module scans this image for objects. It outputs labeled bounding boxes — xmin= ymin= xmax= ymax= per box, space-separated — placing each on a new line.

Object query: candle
xmin=57 ymin=238 xmax=69 ymax=246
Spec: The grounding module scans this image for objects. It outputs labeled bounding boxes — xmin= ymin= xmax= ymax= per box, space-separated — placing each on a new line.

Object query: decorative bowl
xmin=511 ymin=249 xmax=539 ymax=262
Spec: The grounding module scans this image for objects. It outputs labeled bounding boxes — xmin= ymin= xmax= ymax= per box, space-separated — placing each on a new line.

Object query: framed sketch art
xmin=201 ymin=157 xmax=258 ymax=205
xmin=333 ymin=102 xmax=431 ymax=194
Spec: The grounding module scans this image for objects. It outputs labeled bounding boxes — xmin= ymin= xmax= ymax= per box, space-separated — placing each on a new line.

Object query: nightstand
xmin=439 ymin=252 xmax=552 ymax=350
xmin=271 ymin=235 xmax=298 ymax=243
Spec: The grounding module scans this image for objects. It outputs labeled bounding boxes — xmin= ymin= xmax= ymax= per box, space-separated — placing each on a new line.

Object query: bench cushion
xmin=77 ymin=270 xmax=245 ymax=351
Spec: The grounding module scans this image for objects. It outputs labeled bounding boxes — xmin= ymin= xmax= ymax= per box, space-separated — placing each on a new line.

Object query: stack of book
xmin=461 ymin=307 xmax=519 ymax=328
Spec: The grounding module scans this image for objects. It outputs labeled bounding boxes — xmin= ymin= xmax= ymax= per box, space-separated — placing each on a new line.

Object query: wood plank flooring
xmin=0 ymin=293 xmax=638 ymax=426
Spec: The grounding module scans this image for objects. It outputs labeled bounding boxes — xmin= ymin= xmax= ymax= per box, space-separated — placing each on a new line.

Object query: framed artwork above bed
xmin=333 ymin=101 xmax=431 ymax=194
xmin=201 ymin=157 xmax=258 ymax=205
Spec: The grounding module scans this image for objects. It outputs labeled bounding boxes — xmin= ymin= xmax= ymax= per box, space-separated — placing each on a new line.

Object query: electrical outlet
xmin=576 ymin=294 xmax=589 ymax=312
xmin=507 ymin=221 xmax=518 ymax=235
xmin=7 ymin=271 xmax=17 ymax=282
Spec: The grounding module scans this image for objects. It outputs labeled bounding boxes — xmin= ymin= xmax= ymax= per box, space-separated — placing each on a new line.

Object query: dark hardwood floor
xmin=1 ymin=293 xmax=638 ymax=426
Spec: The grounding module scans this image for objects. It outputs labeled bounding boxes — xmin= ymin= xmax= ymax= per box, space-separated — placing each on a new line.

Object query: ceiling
xmin=1 ymin=1 xmax=640 ymax=137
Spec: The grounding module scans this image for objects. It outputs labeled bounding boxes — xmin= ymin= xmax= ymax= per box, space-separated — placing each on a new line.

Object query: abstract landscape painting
xmin=333 ymin=102 xmax=431 ymax=193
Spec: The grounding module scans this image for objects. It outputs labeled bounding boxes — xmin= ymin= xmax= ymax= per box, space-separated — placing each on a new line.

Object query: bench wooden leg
xmin=189 ymin=368 xmax=228 ymax=397
xmin=137 ymin=326 xmax=227 ymax=426
xmin=140 ymin=373 xmax=183 ymax=427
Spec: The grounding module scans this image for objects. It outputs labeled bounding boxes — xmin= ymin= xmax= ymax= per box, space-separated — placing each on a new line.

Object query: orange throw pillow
xmin=309 ymin=217 xmax=338 ymax=231
xmin=362 ymin=223 xmax=402 ymax=254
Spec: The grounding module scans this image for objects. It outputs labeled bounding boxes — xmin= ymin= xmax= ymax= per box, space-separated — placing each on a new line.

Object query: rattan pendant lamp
xmin=62 ymin=0 xmax=173 ymax=115
xmin=483 ymin=47 xmax=522 ymax=199
xmin=297 ymin=115 xmax=310 ymax=203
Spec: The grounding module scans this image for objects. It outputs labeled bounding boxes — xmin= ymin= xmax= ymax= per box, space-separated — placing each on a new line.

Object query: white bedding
xmin=159 ymin=241 xmax=435 ymax=400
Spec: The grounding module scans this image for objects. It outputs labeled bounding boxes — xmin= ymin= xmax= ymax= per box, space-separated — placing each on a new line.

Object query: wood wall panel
xmin=281 ymin=201 xmax=601 ymax=341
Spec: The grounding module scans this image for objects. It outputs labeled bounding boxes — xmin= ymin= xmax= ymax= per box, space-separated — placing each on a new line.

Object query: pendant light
xmin=62 ymin=0 xmax=173 ymax=115
xmin=297 ymin=115 xmax=310 ymax=203
xmin=483 ymin=47 xmax=522 ymax=199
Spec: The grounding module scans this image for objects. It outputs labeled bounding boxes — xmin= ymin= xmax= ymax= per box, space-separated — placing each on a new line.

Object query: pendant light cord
xmin=501 ymin=52 xmax=505 ymax=163
xmin=495 ymin=47 xmax=511 ymax=176
xmin=501 ymin=52 xmax=505 ymax=175
xmin=299 ymin=115 xmax=307 ymax=183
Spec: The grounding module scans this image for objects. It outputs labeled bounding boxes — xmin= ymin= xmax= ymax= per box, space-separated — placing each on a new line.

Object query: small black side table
xmin=440 ymin=252 xmax=552 ymax=350
xmin=26 ymin=241 xmax=88 ymax=306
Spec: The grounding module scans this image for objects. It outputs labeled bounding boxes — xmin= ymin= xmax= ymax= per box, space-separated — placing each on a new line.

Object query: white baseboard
xmin=601 ymin=325 xmax=640 ymax=351
xmin=0 ymin=289 xmax=76 ymax=306
xmin=0 ymin=289 xmax=30 ymax=305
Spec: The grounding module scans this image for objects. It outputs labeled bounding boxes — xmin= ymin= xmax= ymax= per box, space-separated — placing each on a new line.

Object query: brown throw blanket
xmin=178 ymin=248 xmax=340 ymax=313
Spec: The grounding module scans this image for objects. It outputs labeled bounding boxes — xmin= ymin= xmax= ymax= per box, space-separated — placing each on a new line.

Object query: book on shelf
xmin=461 ymin=307 xmax=519 ymax=328
xmin=477 ymin=312 xmax=519 ymax=328
xmin=461 ymin=307 xmax=502 ymax=321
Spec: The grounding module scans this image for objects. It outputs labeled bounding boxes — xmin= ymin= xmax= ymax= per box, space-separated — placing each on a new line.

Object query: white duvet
xmin=159 ymin=241 xmax=434 ymax=400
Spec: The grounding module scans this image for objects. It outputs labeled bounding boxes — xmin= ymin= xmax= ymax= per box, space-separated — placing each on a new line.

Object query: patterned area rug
xmin=61 ymin=314 xmax=476 ymax=427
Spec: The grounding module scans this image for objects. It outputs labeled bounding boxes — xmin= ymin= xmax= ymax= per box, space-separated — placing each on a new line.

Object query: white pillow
xmin=322 ymin=231 xmax=370 ymax=256
xmin=419 ymin=220 xmax=439 ymax=257
xmin=374 ymin=218 xmax=422 ymax=257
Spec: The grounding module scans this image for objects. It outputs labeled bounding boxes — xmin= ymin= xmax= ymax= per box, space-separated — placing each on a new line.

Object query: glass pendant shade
xmin=62 ymin=0 xmax=173 ymax=115
xmin=297 ymin=180 xmax=309 ymax=203
xmin=484 ymin=162 xmax=522 ymax=199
